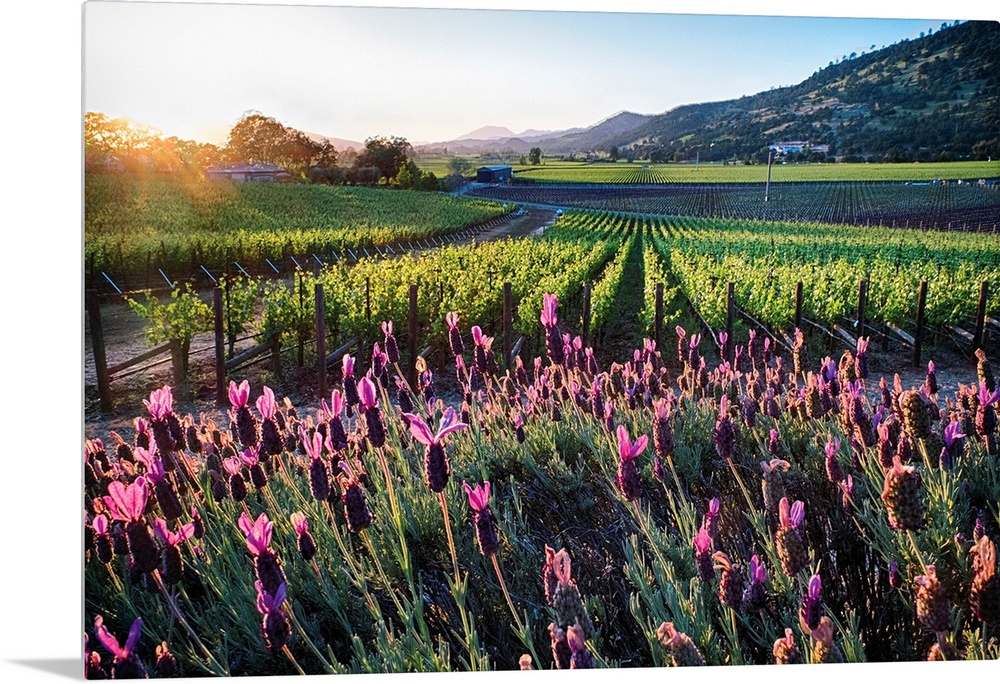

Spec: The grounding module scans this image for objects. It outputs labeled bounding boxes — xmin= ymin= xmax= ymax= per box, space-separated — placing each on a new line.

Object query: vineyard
xmin=510 ymin=160 xmax=1000 ymax=184
xmin=470 ymin=181 xmax=1000 ymax=232
xmin=84 ymin=167 xmax=1000 ymax=677
xmin=85 ymin=175 xmax=512 ymax=282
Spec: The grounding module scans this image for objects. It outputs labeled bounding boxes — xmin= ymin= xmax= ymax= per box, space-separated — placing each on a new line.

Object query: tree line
xmin=84 ymin=111 xmax=463 ymax=190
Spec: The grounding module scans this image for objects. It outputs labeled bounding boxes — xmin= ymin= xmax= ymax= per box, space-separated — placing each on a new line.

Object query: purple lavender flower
xmin=693 ymin=527 xmax=715 ymax=582
xmin=925 ymin=360 xmax=938 ymax=396
xmin=940 ymin=420 xmax=965 ymax=469
xmin=403 ymin=407 xmax=468 ymax=493
xmin=239 ymin=511 xmax=286 ymax=596
xmin=463 ymin=480 xmax=499 ymax=556
xmin=256 ymin=581 xmax=291 ymax=654
xmin=712 ymin=396 xmax=736 ymax=461
xmin=342 ymin=354 xmax=359 ymax=415
xmin=888 ymin=559 xmax=902 ymax=589
xmin=290 ymin=512 xmax=317 ymax=562
xmin=540 ymin=293 xmax=565 ymax=365
xmin=767 ymin=429 xmax=782 ymax=457
xmin=742 ymin=554 xmax=768 ymax=610
xmin=704 ymin=498 xmax=721 ymax=539
xmin=102 ymin=477 xmax=158 ymax=574
xmin=615 ymin=425 xmax=648 ymax=501
xmin=445 ymin=311 xmax=465 ymax=357
xmin=775 ymin=498 xmax=808 ymax=576
xmin=338 ymin=461 xmax=373 ymax=534
xmin=798 ymin=574 xmax=824 ymax=632
xmin=358 ymin=375 xmax=386 ymax=448
xmin=855 ymin=337 xmax=870 ymax=380
xmin=152 ymin=518 xmax=195 ymax=585
xmin=825 ymin=435 xmax=844 ymax=483
xmin=94 ymin=616 xmax=146 ymax=679
xmin=652 ymin=398 xmax=674 ymax=461
xmin=382 ymin=320 xmax=400 ymax=364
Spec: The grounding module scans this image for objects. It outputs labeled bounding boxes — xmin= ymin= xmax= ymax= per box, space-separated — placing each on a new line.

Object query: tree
xmin=608 ymin=145 xmax=619 ymax=162
xmin=447 ymin=157 xmax=472 ymax=177
xmin=225 ymin=112 xmax=337 ymax=178
xmin=528 ymin=147 xmax=542 ymax=165
xmin=356 ymin=136 xmax=411 ymax=183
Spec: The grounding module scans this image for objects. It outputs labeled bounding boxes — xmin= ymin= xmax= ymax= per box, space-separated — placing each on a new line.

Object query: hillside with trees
xmin=605 ymin=20 xmax=999 ymax=163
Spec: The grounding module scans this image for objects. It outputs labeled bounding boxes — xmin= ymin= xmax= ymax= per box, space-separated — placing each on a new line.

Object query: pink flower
xmin=463 ymin=480 xmax=491 ymax=512
xmin=255 ymin=580 xmax=287 ymax=615
xmin=760 ymin=458 xmax=791 ymax=475
xmin=540 ymin=293 xmax=559 ymax=329
xmin=328 ymin=390 xmax=345 ymax=418
xmin=616 ymin=425 xmax=649 ymax=463
xmin=446 ymin=311 xmax=459 ymax=330
xmin=133 ymin=437 xmax=158 ymax=470
xmin=102 ymin=477 xmax=149 ymax=522
xmin=404 ymin=407 xmax=468 ymax=446
xmin=152 ymin=518 xmax=196 ymax=547
xmin=255 ymin=386 xmax=276 ymax=420
xmin=471 ymin=326 xmax=485 ymax=346
xmin=228 ymin=380 xmax=250 ymax=409
xmin=779 ymin=498 xmax=805 ymax=529
xmin=342 ymin=353 xmax=355 ymax=378
xmin=94 ymin=615 xmax=142 ymax=661
xmin=240 ymin=445 xmax=261 ymax=467
xmin=93 ymin=513 xmax=109 ymax=536
xmin=290 ymin=512 xmax=309 ymax=536
xmin=693 ymin=527 xmax=713 ymax=554
xmin=300 ymin=427 xmax=324 ymax=461
xmin=358 ymin=375 xmax=378 ymax=411
xmin=143 ymin=386 xmax=173 ymax=420
xmin=749 ymin=554 xmax=767 ymax=584
xmin=239 ymin=511 xmax=273 ymax=556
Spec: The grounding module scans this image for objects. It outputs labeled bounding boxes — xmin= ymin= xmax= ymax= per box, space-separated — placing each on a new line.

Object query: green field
xmin=511 ymin=159 xmax=1000 ymax=184
xmin=85 ymin=175 xmax=508 ymax=278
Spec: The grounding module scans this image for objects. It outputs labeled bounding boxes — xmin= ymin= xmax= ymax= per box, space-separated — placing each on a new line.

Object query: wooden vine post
xmin=87 ymin=290 xmax=113 ymax=413
xmin=408 ymin=284 xmax=418 ymax=390
xmin=315 ymin=282 xmax=327 ymax=398
xmin=794 ymin=281 xmax=803 ymax=331
xmin=725 ymin=281 xmax=735 ymax=365
xmin=214 ymin=287 xmax=226 ymax=405
xmin=654 ymin=283 xmax=664 ymax=352
xmin=502 ymin=281 xmax=512 ymax=368
xmin=972 ymin=281 xmax=988 ymax=352
xmin=857 ymin=279 xmax=868 ymax=339
xmin=912 ymin=280 xmax=927 ymax=367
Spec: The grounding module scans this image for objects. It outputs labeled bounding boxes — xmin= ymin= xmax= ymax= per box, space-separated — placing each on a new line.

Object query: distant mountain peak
xmin=456 ymin=125 xmax=517 ymax=141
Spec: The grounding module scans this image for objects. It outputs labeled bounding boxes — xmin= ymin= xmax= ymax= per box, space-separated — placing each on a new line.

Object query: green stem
xmin=284 ymin=601 xmax=336 ymax=674
xmin=906 ymin=529 xmax=929 ymax=576
xmin=440 ymin=491 xmax=460 ymax=582
xmin=152 ymin=570 xmax=228 ymax=676
xmin=282 ymin=645 xmax=307 ymax=675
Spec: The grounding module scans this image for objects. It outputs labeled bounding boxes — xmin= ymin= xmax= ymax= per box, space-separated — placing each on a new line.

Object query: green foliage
xmin=125 ymin=283 xmax=212 ymax=346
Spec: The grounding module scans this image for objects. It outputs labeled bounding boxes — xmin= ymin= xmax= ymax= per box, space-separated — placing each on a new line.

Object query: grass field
xmin=510 ymin=159 xmax=1000 ymax=184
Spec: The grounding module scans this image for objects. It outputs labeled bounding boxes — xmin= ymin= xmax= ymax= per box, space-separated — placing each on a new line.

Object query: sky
xmin=82 ymin=0 xmax=999 ymax=147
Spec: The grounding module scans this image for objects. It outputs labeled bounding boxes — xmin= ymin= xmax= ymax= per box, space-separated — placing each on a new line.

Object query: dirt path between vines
xmin=83 ymin=207 xmax=556 ymax=432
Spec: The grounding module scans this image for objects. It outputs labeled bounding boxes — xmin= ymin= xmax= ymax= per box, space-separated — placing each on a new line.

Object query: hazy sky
xmin=83 ymin=1 xmax=993 ymax=146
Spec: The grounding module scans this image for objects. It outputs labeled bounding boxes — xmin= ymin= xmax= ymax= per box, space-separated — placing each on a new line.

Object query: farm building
xmin=476 ymin=165 xmax=513 ymax=183
xmin=206 ymin=162 xmax=294 ymax=182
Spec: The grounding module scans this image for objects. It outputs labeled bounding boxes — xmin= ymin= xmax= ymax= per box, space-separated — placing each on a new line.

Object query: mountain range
xmin=401 ymin=20 xmax=998 ymax=163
